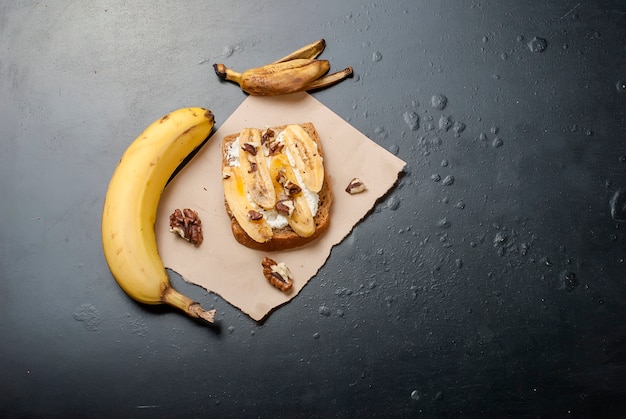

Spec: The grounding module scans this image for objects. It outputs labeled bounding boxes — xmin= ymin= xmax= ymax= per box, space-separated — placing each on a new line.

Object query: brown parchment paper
xmin=155 ymin=92 xmax=406 ymax=321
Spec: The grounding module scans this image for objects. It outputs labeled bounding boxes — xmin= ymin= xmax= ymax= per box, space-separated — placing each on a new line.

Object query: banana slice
xmin=223 ymin=166 xmax=273 ymax=243
xmin=269 ymin=154 xmax=315 ymax=237
xmin=238 ymin=128 xmax=276 ymax=210
xmin=282 ymin=124 xmax=324 ymax=193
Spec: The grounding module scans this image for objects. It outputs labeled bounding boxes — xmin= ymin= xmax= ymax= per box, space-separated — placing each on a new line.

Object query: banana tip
xmin=213 ymin=63 xmax=227 ymax=79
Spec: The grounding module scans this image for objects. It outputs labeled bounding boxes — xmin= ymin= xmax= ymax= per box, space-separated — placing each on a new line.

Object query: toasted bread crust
xmin=222 ymin=122 xmax=332 ymax=251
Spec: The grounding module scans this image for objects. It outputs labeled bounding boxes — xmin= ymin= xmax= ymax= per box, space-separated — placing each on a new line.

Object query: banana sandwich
xmin=221 ymin=122 xmax=332 ymax=250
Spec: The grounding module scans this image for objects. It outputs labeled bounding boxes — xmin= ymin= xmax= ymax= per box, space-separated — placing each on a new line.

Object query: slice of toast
xmin=222 ymin=122 xmax=332 ymax=251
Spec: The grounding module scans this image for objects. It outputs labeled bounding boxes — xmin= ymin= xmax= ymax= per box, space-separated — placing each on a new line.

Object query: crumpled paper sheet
xmin=155 ymin=92 xmax=406 ymax=321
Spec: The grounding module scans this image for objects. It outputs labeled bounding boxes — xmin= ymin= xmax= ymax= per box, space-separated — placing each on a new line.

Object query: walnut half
xmin=169 ymin=208 xmax=203 ymax=246
xmin=261 ymin=257 xmax=294 ymax=292
xmin=345 ymin=177 xmax=366 ymax=194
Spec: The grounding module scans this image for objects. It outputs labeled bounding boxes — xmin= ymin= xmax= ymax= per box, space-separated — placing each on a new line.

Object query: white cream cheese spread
xmin=226 ymin=130 xmax=320 ymax=229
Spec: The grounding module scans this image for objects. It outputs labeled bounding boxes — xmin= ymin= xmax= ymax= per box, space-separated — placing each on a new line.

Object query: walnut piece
xmin=261 ymin=257 xmax=294 ymax=292
xmin=267 ymin=140 xmax=284 ymax=156
xmin=261 ymin=128 xmax=275 ymax=145
xmin=276 ymin=169 xmax=302 ymax=195
xmin=169 ymin=208 xmax=203 ymax=246
xmin=241 ymin=142 xmax=258 ymax=156
xmin=276 ymin=199 xmax=295 ymax=217
xmin=248 ymin=210 xmax=264 ymax=221
xmin=345 ymin=177 xmax=366 ymax=194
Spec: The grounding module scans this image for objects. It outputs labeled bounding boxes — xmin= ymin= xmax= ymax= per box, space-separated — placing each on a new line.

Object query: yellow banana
xmin=222 ymin=166 xmax=273 ymax=243
xmin=282 ymin=124 xmax=325 ymax=193
xmin=272 ymin=39 xmax=326 ymax=63
xmin=269 ymin=154 xmax=315 ymax=237
xmin=213 ymin=39 xmax=353 ymax=96
xmin=238 ymin=128 xmax=276 ymax=209
xmin=101 ymin=107 xmax=216 ymax=324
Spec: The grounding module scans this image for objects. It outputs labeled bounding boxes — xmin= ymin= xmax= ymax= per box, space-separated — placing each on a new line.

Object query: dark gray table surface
xmin=2 ymin=1 xmax=626 ymax=417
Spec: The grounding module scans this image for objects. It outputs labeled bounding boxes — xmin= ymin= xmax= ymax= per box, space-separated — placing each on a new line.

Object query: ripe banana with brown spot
xmin=213 ymin=39 xmax=353 ymax=96
xmin=101 ymin=107 xmax=216 ymax=324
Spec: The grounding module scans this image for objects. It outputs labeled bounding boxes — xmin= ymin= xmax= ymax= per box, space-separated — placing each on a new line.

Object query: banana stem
xmin=162 ymin=286 xmax=216 ymax=324
xmin=213 ymin=63 xmax=242 ymax=85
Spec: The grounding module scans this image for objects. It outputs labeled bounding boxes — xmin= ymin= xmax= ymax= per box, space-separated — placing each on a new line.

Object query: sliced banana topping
xmin=282 ymin=124 xmax=324 ymax=193
xmin=222 ymin=166 xmax=273 ymax=243
xmin=269 ymin=154 xmax=315 ymax=237
xmin=238 ymin=128 xmax=276 ymax=210
xmin=225 ymin=125 xmax=322 ymax=240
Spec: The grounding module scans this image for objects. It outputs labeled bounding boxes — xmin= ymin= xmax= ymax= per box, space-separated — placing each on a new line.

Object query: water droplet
xmin=490 ymin=126 xmax=499 ymax=135
xmin=455 ymin=258 xmax=463 ymax=268
xmin=617 ymin=80 xmax=626 ymax=93
xmin=517 ymin=35 xmax=525 ymax=42
xmin=430 ymin=137 xmax=442 ymax=147
xmin=455 ymin=200 xmax=465 ymax=209
xmin=559 ymin=270 xmax=578 ymax=292
xmin=386 ymin=195 xmax=400 ymax=210
xmin=494 ymin=231 xmax=507 ymax=245
xmin=500 ymin=52 xmax=509 ymax=60
xmin=372 ymin=51 xmax=383 ymax=62
xmin=388 ymin=144 xmax=399 ymax=155
xmin=403 ymin=111 xmax=420 ymax=130
xmin=73 ymin=304 xmax=101 ymax=331
xmin=221 ymin=45 xmax=240 ymax=57
xmin=482 ymin=36 xmax=489 ymax=43
xmin=335 ymin=287 xmax=353 ymax=297
xmin=431 ymin=173 xmax=441 ymax=182
xmin=492 ymin=137 xmax=504 ymax=147
xmin=439 ymin=115 xmax=452 ymax=131
xmin=610 ymin=188 xmax=626 ymax=221
xmin=528 ymin=37 xmax=548 ymax=53
xmin=410 ymin=390 xmax=421 ymax=401
xmin=453 ymin=121 xmax=466 ymax=135
xmin=313 ymin=332 xmax=321 ymax=339
xmin=431 ymin=94 xmax=448 ymax=110
xmin=227 ymin=326 xmax=235 ymax=334
xmin=319 ymin=305 xmax=331 ymax=317
xmin=620 ymin=155 xmax=626 ymax=163
xmin=437 ymin=217 xmax=451 ymax=228
xmin=442 ymin=175 xmax=455 ymax=186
